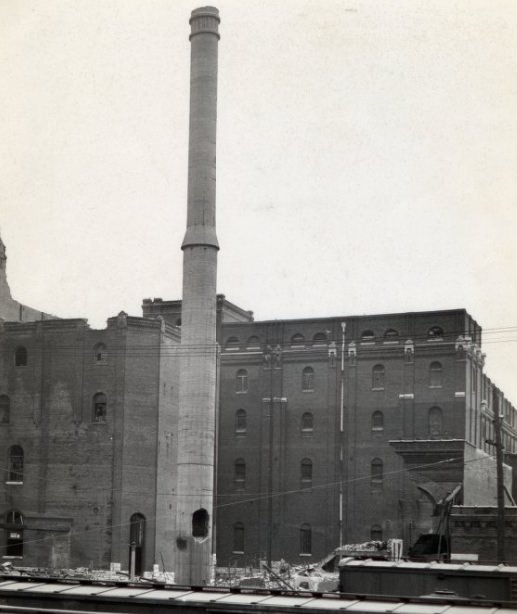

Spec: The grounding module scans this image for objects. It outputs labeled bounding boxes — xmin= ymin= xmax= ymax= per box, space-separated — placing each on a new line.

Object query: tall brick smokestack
xmin=174 ymin=6 xmax=220 ymax=585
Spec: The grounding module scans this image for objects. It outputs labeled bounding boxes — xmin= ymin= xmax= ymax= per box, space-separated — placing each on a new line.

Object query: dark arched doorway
xmin=129 ymin=513 xmax=146 ymax=576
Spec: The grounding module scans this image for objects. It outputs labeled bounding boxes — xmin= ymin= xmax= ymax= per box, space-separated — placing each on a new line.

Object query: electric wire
xmin=0 ymin=453 xmax=496 ymax=554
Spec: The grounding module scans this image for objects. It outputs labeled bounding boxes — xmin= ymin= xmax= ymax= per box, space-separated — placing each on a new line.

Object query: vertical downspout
xmin=339 ymin=322 xmax=346 ymax=548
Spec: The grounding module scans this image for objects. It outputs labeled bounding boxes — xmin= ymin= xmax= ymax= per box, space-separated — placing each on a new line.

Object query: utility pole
xmin=264 ymin=345 xmax=274 ymax=571
xmin=486 ymin=387 xmax=505 ymax=563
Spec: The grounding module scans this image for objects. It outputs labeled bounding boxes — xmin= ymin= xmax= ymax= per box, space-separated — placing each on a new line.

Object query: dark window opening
xmin=384 ymin=329 xmax=399 ymax=339
xmin=226 ymin=336 xmax=240 ymax=350
xmin=371 ymin=458 xmax=383 ymax=486
xmin=234 ymin=458 xmax=246 ymax=486
xmin=192 ymin=508 xmax=209 ymax=539
xmin=0 ymin=395 xmax=10 ymax=424
xmin=94 ymin=343 xmax=107 ymax=363
xmin=301 ymin=458 xmax=313 ymax=483
xmin=14 ymin=347 xmax=27 ymax=367
xmin=428 ymin=406 xmax=443 ymax=437
xmin=361 ymin=330 xmax=375 ymax=341
xmin=302 ymin=367 xmax=314 ymax=391
xmin=4 ymin=510 xmax=24 ymax=557
xmin=372 ymin=411 xmax=384 ymax=431
xmin=428 ymin=326 xmax=444 ymax=338
xmin=129 ymin=513 xmax=146 ymax=577
xmin=92 ymin=392 xmax=107 ymax=422
xmin=372 ymin=364 xmax=385 ymax=389
xmin=233 ymin=522 xmax=244 ymax=552
xmin=429 ymin=361 xmax=443 ymax=387
xmin=235 ymin=409 xmax=247 ymax=433
xmin=300 ymin=523 xmax=312 ymax=555
xmin=370 ymin=524 xmax=383 ymax=540
xmin=301 ymin=412 xmax=314 ymax=431
xmin=291 ymin=333 xmax=305 ymax=346
xmin=236 ymin=369 xmax=248 ymax=393
xmin=246 ymin=335 xmax=260 ymax=348
xmin=8 ymin=446 xmax=23 ymax=482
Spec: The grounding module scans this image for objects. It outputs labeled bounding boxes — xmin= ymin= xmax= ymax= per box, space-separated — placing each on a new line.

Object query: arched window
xmin=361 ymin=330 xmax=375 ymax=341
xmin=429 ymin=361 xmax=443 ymax=387
xmin=372 ymin=364 xmax=385 ymax=389
xmin=0 ymin=395 xmax=10 ymax=424
xmin=92 ymin=392 xmax=107 ymax=423
xmin=313 ymin=332 xmax=327 ymax=345
xmin=301 ymin=412 xmax=314 ymax=432
xmin=300 ymin=523 xmax=312 ymax=555
xmin=428 ymin=326 xmax=444 ymax=338
xmin=370 ymin=524 xmax=383 ymax=541
xmin=371 ymin=458 xmax=383 ymax=486
xmin=233 ymin=522 xmax=244 ymax=553
xmin=4 ymin=510 xmax=24 ymax=557
xmin=428 ymin=406 xmax=443 ymax=437
xmin=8 ymin=446 xmax=24 ymax=483
xmin=129 ymin=513 xmax=146 ymax=576
xmin=226 ymin=336 xmax=240 ymax=350
xmin=246 ymin=335 xmax=260 ymax=349
xmin=372 ymin=411 xmax=384 ymax=431
xmin=384 ymin=329 xmax=399 ymax=339
xmin=291 ymin=333 xmax=305 ymax=346
xmin=234 ymin=458 xmax=246 ymax=487
xmin=192 ymin=508 xmax=209 ymax=539
xmin=93 ymin=343 xmax=107 ymax=363
xmin=236 ymin=369 xmax=248 ymax=393
xmin=175 ymin=318 xmax=182 ymax=326
xmin=235 ymin=409 xmax=247 ymax=433
xmin=14 ymin=347 xmax=27 ymax=367
xmin=302 ymin=367 xmax=314 ymax=391
xmin=301 ymin=458 xmax=313 ymax=484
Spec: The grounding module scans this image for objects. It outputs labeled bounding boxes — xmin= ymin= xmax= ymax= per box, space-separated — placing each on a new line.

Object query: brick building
xmin=144 ymin=298 xmax=517 ymax=566
xmin=0 ymin=292 xmax=180 ymax=572
xmin=1 ymin=249 xmax=517 ymax=570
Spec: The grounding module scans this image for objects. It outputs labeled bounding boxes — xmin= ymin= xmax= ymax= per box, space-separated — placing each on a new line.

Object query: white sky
xmin=1 ymin=1 xmax=517 ymax=401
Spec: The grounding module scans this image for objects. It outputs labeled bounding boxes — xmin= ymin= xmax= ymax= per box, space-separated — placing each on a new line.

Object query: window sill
xmin=302 ymin=390 xmax=314 ymax=393
xmin=299 ymin=553 xmax=312 ymax=557
xmin=5 ymin=481 xmax=23 ymax=486
xmin=2 ymin=556 xmax=23 ymax=560
xmin=232 ymin=551 xmax=244 ymax=555
xmin=235 ymin=391 xmax=248 ymax=395
xmin=371 ymin=387 xmax=384 ymax=391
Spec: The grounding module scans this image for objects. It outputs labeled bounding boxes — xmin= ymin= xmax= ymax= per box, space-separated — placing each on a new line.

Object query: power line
xmin=0 ymin=453 xmax=497 ymax=553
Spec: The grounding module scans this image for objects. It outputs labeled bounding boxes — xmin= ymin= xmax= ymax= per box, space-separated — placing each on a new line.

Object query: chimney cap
xmin=190 ymin=6 xmax=220 ymax=20
xmin=190 ymin=6 xmax=220 ymax=39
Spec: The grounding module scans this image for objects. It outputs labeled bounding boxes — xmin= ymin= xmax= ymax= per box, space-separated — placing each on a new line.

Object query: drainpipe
xmin=339 ymin=322 xmax=346 ymax=547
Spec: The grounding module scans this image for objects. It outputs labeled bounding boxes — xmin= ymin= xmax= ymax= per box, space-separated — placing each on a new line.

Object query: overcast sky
xmin=1 ymin=1 xmax=517 ymax=401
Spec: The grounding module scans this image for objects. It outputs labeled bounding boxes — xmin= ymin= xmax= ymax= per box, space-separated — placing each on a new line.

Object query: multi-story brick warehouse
xmin=1 ymin=262 xmax=517 ymax=570
xmin=0 ymin=311 xmax=181 ymax=573
xmin=144 ymin=297 xmax=517 ymax=565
